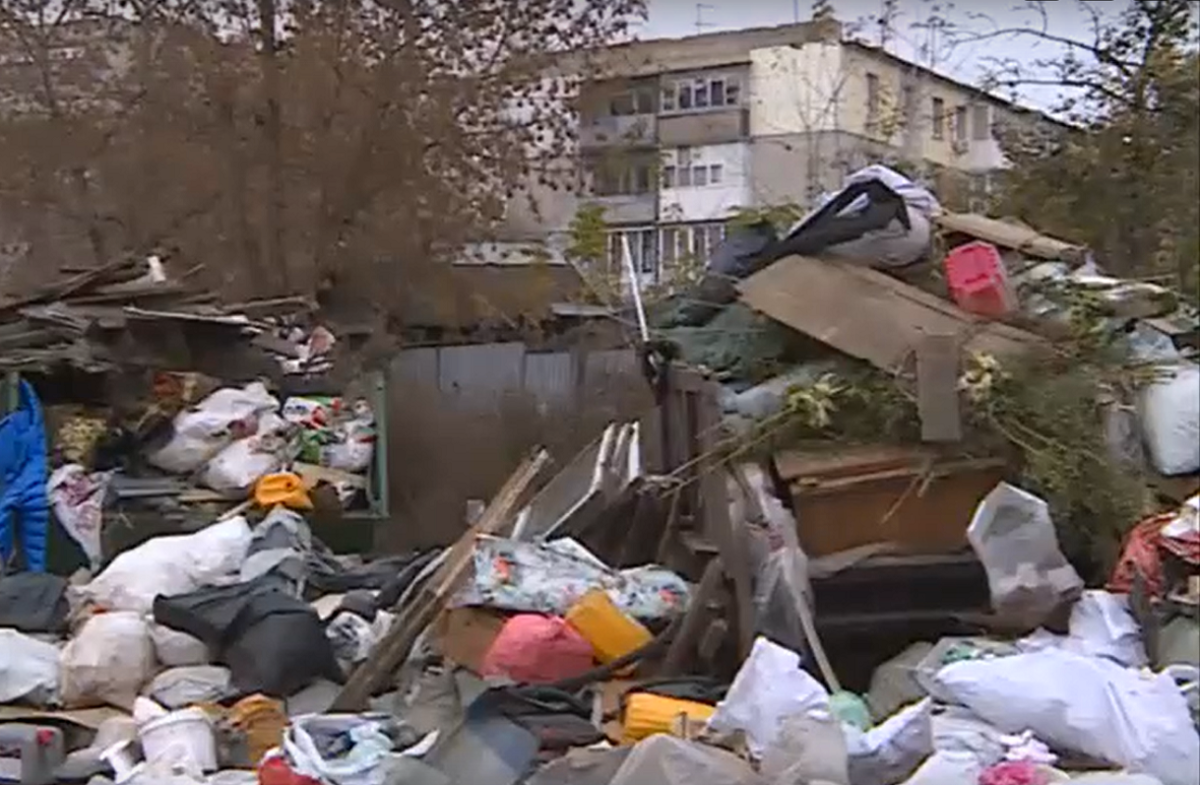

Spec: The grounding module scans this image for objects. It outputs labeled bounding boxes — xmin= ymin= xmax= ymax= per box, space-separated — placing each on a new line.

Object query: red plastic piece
xmin=944 ymin=240 xmax=1017 ymax=318
xmin=481 ymin=614 xmax=596 ymax=684
xmin=258 ymin=755 xmax=321 ymax=785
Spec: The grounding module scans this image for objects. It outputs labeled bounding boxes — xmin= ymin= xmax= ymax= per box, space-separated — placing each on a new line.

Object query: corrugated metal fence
xmin=384 ymin=342 xmax=646 ymax=550
xmin=390 ymin=342 xmax=640 ymax=409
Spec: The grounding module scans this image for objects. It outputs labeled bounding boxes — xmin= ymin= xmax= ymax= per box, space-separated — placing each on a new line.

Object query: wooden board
xmin=916 ymin=334 xmax=963 ymax=443
xmin=738 ymin=255 xmax=1044 ymax=372
xmin=935 ymin=212 xmax=1085 ymax=261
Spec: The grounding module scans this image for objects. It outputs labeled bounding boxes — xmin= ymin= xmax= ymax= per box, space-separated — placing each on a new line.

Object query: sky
xmin=635 ymin=0 xmax=1134 ymax=112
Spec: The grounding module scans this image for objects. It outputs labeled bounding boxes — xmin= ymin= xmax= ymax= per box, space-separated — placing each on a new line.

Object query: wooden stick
xmin=331 ymin=448 xmax=551 ymax=711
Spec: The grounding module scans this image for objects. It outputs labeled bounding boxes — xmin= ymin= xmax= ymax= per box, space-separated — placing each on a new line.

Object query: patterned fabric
xmin=455 ymin=536 xmax=689 ymax=622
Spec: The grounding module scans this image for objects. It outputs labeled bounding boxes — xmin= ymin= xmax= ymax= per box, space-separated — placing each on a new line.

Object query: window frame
xmin=931 ymin=97 xmax=945 ymax=140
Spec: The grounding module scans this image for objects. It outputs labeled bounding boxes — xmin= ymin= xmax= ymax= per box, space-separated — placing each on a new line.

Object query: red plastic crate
xmin=944 ymin=241 xmax=1017 ymax=318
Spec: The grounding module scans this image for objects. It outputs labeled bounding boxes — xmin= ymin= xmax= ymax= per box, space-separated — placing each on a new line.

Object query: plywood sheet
xmin=738 ymin=255 xmax=1044 ymax=371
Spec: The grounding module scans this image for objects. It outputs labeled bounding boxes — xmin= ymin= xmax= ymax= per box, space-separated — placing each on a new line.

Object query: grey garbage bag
xmin=609 ymin=735 xmax=768 ymax=785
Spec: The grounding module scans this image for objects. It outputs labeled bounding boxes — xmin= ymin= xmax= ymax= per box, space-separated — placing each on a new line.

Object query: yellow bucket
xmin=621 ymin=692 xmax=716 ymax=744
xmin=566 ymin=589 xmax=653 ymax=665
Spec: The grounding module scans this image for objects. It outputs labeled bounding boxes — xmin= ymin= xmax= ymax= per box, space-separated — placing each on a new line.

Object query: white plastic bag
xmin=150 ymin=623 xmax=210 ymax=667
xmin=844 ymin=699 xmax=933 ymax=785
xmin=1066 ymin=591 xmax=1148 ymax=668
xmin=967 ymin=483 xmax=1083 ymax=629
xmin=936 ymin=648 xmax=1200 ymax=785
xmin=1139 ymin=363 xmax=1200 ymax=476
xmin=145 ymin=666 xmax=232 ymax=709
xmin=47 ymin=464 xmax=112 ymax=569
xmin=60 ymin=611 xmax=155 ymax=710
xmin=900 ymin=751 xmax=985 ymax=785
xmin=761 ymin=711 xmax=850 ymax=785
xmin=283 ymin=714 xmax=393 ymax=785
xmin=707 ymin=637 xmax=830 ymax=759
xmin=0 ymin=628 xmax=60 ymax=705
xmin=201 ymin=412 xmax=291 ymax=492
xmin=148 ymin=383 xmax=279 ymax=474
xmin=82 ymin=517 xmax=252 ymax=613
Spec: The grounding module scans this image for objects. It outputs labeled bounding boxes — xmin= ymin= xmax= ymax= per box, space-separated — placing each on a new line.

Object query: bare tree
xmin=0 ymin=0 xmax=646 ymax=317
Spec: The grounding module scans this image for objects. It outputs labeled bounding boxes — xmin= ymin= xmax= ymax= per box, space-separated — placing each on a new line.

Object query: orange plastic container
xmin=621 ymin=692 xmax=716 ymax=744
xmin=565 ymin=589 xmax=653 ymax=665
xmin=944 ymin=241 xmax=1018 ymax=318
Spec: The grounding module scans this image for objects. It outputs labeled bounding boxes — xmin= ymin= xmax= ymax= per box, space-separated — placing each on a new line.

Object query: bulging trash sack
xmin=82 ymin=516 xmax=252 ymax=614
xmin=0 ymin=628 xmax=60 ymax=706
xmin=60 ymin=611 xmax=155 ymax=710
xmin=967 ymin=483 xmax=1083 ymax=631
xmin=147 ymin=382 xmax=280 ymax=474
xmin=1064 ymin=590 xmax=1148 ymax=668
xmin=844 ymin=699 xmax=934 ymax=785
xmin=707 ymin=636 xmax=831 ymax=759
xmin=935 ymin=648 xmax=1200 ymax=785
xmin=761 ymin=711 xmax=850 ymax=785
xmin=150 ymin=623 xmax=210 ymax=667
xmin=1139 ymin=363 xmax=1200 ymax=476
xmin=145 ymin=666 xmax=232 ymax=709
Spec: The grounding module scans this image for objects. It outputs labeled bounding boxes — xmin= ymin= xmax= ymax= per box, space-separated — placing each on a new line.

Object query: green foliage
xmin=566 ymin=202 xmax=609 ymax=264
xmin=992 ymin=0 xmax=1200 ymax=301
xmin=728 ymin=203 xmax=804 ymax=233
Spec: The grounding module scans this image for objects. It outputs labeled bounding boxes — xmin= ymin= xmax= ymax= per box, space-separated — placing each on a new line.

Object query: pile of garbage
xmin=0 ymin=165 xmax=1197 ymax=785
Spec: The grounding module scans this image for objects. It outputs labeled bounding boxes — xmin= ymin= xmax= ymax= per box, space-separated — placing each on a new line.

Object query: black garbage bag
xmin=305 ymin=547 xmax=432 ymax=596
xmin=221 ymin=590 xmax=344 ymax=696
xmin=153 ymin=576 xmax=342 ymax=698
xmin=661 ymin=220 xmax=778 ymax=329
xmin=0 ymin=572 xmax=68 ymax=634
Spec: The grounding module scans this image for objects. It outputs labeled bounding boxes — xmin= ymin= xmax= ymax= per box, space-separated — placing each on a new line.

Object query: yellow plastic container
xmin=566 ymin=589 xmax=653 ymax=665
xmin=621 ymin=692 xmax=716 ymax=744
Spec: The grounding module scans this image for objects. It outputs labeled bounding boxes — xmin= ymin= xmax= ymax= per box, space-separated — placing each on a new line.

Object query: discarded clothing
xmin=455 ymin=536 xmax=689 ymax=621
xmin=0 ymin=380 xmax=50 ymax=572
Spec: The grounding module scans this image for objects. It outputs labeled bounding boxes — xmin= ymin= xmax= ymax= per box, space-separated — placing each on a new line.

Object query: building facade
xmin=508 ymin=18 xmax=1056 ymax=289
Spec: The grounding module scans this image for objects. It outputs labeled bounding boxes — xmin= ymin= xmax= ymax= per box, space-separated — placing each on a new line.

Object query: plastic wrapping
xmin=1139 ymin=363 xmax=1200 ymax=476
xmin=60 ymin=611 xmax=155 ymax=709
xmin=966 ymin=483 xmax=1083 ymax=629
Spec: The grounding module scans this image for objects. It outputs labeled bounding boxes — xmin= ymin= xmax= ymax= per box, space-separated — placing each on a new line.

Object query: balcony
xmin=658 ymin=108 xmax=749 ymax=147
xmin=579 ymin=114 xmax=657 ymax=149
xmin=590 ymin=193 xmax=657 ymax=224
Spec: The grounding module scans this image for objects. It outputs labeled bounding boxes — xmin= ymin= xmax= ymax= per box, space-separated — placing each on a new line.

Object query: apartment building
xmin=511 ymin=18 xmax=1056 ymax=287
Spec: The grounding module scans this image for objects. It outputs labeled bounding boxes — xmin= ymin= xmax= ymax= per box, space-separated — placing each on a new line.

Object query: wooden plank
xmin=773 ymin=445 xmax=933 ymax=483
xmin=935 ymin=212 xmax=1085 ymax=261
xmin=331 ymin=448 xmax=551 ymax=711
xmin=696 ymin=382 xmax=753 ymax=660
xmin=737 ymin=255 xmax=1044 ymax=372
xmin=916 ymin=334 xmax=963 ymax=443
xmin=662 ymin=557 xmax=724 ymax=676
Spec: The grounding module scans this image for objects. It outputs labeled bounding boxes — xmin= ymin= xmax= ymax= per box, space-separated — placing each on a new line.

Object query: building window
xmin=661 ymin=84 xmax=676 ymax=112
xmin=678 ymin=82 xmax=693 ymax=110
xmin=866 ymin=72 xmax=880 ymax=128
xmin=609 ymin=92 xmax=634 ymax=117
xmin=662 ymin=75 xmax=741 ymax=113
xmin=954 ymin=105 xmax=968 ymax=143
xmin=692 ymin=165 xmax=708 ymax=186
xmin=661 ymin=165 xmax=676 ymax=188
xmin=725 ymin=78 xmax=741 ymax=106
xmin=931 ymin=98 xmax=945 ymax=139
xmin=607 ymin=228 xmax=658 ymax=277
xmin=661 ymin=228 xmax=679 ymax=264
xmin=591 ymin=159 xmax=654 ymax=196
xmin=972 ymin=104 xmax=991 ymax=141
xmin=709 ymin=163 xmax=723 ymax=184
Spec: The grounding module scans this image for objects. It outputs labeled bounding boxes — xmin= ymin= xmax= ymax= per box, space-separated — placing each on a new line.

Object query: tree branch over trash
xmin=956 ymin=0 xmax=1200 ymax=297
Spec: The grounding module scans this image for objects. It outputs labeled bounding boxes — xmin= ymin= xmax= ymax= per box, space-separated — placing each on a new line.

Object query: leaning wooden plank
xmin=331 ymin=448 xmax=552 ymax=711
xmin=737 ymin=255 xmax=1045 ymax=373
